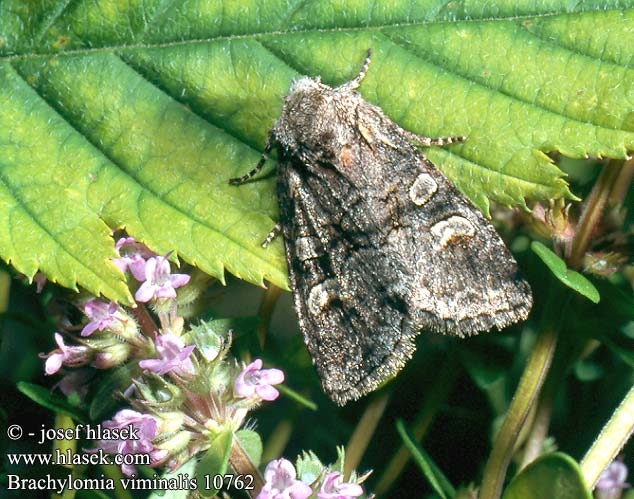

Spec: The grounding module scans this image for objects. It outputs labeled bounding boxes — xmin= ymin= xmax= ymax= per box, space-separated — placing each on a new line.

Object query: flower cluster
xmin=256 ymin=451 xmax=367 ymax=499
xmin=39 ymin=236 xmax=368 ymax=498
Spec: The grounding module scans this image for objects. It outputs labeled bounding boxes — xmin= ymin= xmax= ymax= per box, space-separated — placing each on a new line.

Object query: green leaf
xmin=502 ymin=453 xmax=592 ymax=499
xmin=296 ymin=450 xmax=325 ymax=485
xmin=195 ymin=431 xmax=233 ymax=497
xmin=17 ymin=382 xmax=86 ymax=422
xmin=531 ymin=242 xmax=600 ymax=303
xmin=2 ymin=2 xmax=633 ymax=300
xmin=234 ymin=429 xmax=263 ymax=468
xmin=189 ymin=319 xmax=232 ymax=362
xmin=395 ymin=419 xmax=455 ymax=499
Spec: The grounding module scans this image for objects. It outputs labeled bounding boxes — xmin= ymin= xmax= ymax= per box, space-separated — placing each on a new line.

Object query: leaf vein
xmin=382 ymin=32 xmax=631 ymax=136
xmin=32 ymin=0 xmax=75 ymax=45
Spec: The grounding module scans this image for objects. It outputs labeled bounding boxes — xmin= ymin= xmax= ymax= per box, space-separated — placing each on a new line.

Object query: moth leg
xmin=401 ymin=129 xmax=467 ymax=147
xmin=229 ymin=139 xmax=273 ymax=185
xmin=339 ymin=48 xmax=372 ymax=91
xmin=261 ymin=222 xmax=282 ymax=248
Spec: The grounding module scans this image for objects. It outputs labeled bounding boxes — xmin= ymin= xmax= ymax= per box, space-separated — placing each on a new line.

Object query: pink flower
xmin=40 ymin=333 xmax=90 ymax=375
xmin=94 ymin=409 xmax=167 ymax=476
xmin=318 ymin=472 xmax=363 ymax=499
xmin=596 ymin=458 xmax=629 ymax=499
xmin=139 ymin=332 xmax=195 ymax=375
xmin=256 ymin=459 xmax=313 ymax=499
xmin=235 ymin=359 xmax=284 ymax=401
xmin=113 ymin=237 xmax=155 ymax=281
xmin=81 ymin=300 xmax=120 ymax=336
xmin=134 ymin=256 xmax=190 ymax=302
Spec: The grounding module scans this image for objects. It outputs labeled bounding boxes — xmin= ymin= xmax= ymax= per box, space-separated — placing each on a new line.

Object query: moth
xmin=231 ymin=50 xmax=532 ymax=405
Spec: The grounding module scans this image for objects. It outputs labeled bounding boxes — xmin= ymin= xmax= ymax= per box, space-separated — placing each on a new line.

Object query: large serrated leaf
xmin=1 ymin=1 xmax=633 ymax=301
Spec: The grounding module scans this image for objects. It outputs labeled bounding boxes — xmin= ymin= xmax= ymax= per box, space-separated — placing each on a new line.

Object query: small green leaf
xmin=395 ymin=419 xmax=455 ymax=499
xmin=531 ymin=242 xmax=600 ymax=303
xmin=189 ymin=320 xmax=231 ymax=362
xmin=503 ymin=453 xmax=592 ymax=499
xmin=234 ymin=430 xmax=263 ymax=468
xmin=17 ymin=382 xmax=86 ymax=422
xmin=296 ymin=450 xmax=325 ymax=485
xmin=195 ymin=431 xmax=233 ymax=497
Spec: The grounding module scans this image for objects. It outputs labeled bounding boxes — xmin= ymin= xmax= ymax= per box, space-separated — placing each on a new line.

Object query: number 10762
xmin=205 ymin=474 xmax=255 ymax=490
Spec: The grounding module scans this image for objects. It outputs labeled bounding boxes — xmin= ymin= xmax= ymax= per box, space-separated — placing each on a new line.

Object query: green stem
xmin=479 ymin=320 xmax=559 ymax=499
xmin=375 ymin=349 xmax=460 ymax=496
xmin=99 ymin=463 xmax=133 ymax=499
xmin=517 ymin=384 xmax=554 ymax=471
xmin=580 ymin=382 xmax=634 ymax=488
xmin=606 ymin=157 xmax=634 ymax=207
xmin=518 ymin=325 xmax=588 ymax=470
xmin=261 ymin=418 xmax=293 ymax=465
xmin=257 ymin=284 xmax=281 ymax=348
xmin=344 ymin=390 xmax=391 ymax=479
xmin=569 ymin=159 xmax=623 ymax=268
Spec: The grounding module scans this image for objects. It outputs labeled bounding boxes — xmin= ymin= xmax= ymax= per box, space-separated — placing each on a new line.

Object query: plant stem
xmin=130 ymin=303 xmax=158 ymax=337
xmin=375 ymin=349 xmax=460 ymax=496
xmin=569 ymin=159 xmax=624 ymax=268
xmin=518 ymin=323 xmax=589 ymax=470
xmin=257 ymin=284 xmax=281 ymax=348
xmin=344 ymin=390 xmax=391 ymax=479
xmin=478 ymin=319 xmax=559 ymax=499
xmin=517 ymin=384 xmax=554 ymax=471
xmin=607 ymin=157 xmax=634 ymax=207
xmin=261 ymin=418 xmax=293 ymax=465
xmin=230 ymin=436 xmax=264 ymax=498
xmin=580 ymin=382 xmax=634 ymax=488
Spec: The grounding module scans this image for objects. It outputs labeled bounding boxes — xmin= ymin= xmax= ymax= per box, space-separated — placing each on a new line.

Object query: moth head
xmin=274 ymin=77 xmax=337 ymax=148
xmin=285 ymin=77 xmax=333 ymax=113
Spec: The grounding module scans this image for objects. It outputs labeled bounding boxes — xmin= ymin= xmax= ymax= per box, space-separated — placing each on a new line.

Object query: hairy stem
xmin=519 ymin=158 xmax=631 ymax=474
xmin=581 ymin=382 xmax=634 ymax=488
xmin=607 ymin=157 xmax=634 ymax=207
xmin=479 ymin=316 xmax=559 ymax=499
xmin=569 ymin=159 xmax=625 ymax=268
xmin=130 ymin=303 xmax=158 ymax=337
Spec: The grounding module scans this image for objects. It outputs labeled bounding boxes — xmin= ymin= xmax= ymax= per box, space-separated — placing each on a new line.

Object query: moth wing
xmin=396 ymin=155 xmax=533 ymax=336
xmin=278 ymin=163 xmax=419 ymax=405
xmin=351 ymin=103 xmax=532 ymax=336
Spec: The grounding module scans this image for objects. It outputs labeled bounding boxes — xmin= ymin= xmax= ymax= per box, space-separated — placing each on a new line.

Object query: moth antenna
xmin=401 ymin=129 xmax=467 ymax=147
xmin=229 ymin=139 xmax=273 ymax=185
xmin=341 ymin=48 xmax=372 ymax=91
